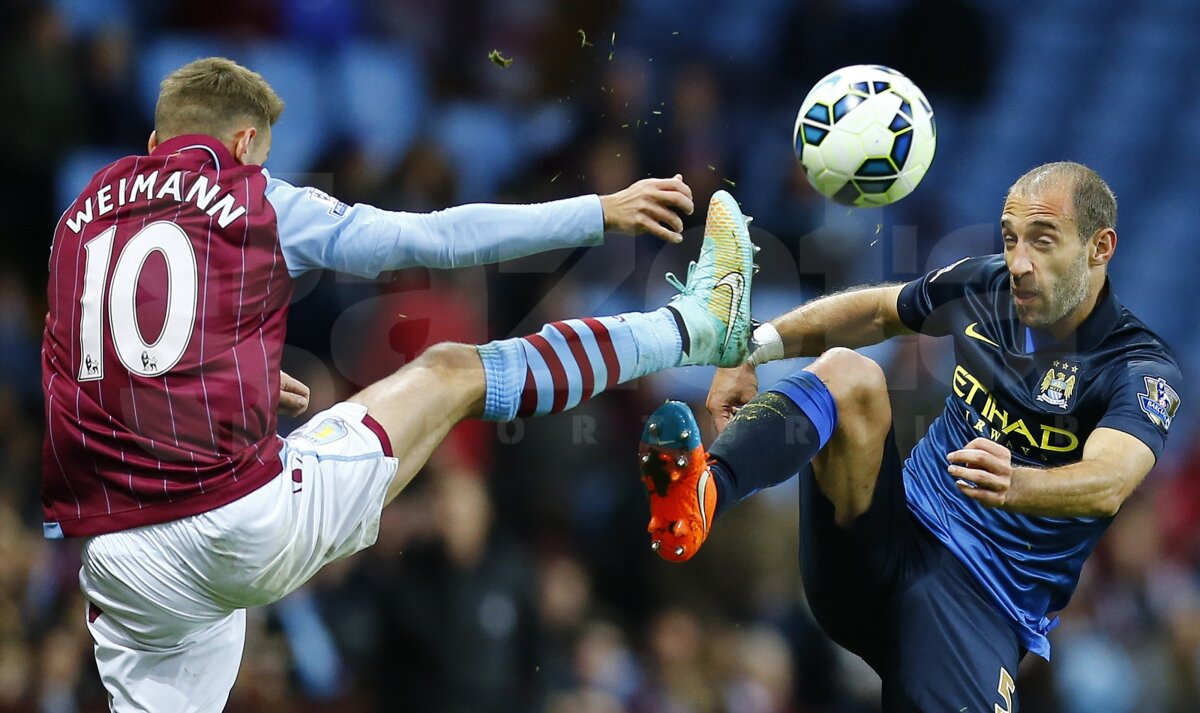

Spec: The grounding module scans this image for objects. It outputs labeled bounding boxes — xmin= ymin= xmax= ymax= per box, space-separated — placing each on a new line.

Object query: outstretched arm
xmin=707 ymin=284 xmax=911 ymax=432
xmin=947 ymin=429 xmax=1156 ymax=518
xmin=708 ymin=254 xmax=1000 ymax=432
xmin=599 ymin=175 xmax=694 ymax=243
xmin=268 ymin=172 xmax=693 ymax=277
xmin=760 ymin=283 xmax=912 ymax=360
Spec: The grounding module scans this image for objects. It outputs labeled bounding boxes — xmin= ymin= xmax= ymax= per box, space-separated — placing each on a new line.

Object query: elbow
xmin=1090 ymin=490 xmax=1127 ymax=518
xmin=1090 ymin=498 xmax=1122 ymax=518
xmin=875 ymin=302 xmax=907 ymax=339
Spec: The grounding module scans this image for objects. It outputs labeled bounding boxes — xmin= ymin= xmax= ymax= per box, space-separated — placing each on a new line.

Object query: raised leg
xmin=347 ymin=342 xmax=486 ymax=504
xmin=710 ymin=347 xmax=893 ymax=528
xmin=357 ymin=190 xmax=757 ymax=504
xmin=638 ymin=346 xmax=894 ymax=560
xmin=805 ymin=347 xmax=894 ymax=527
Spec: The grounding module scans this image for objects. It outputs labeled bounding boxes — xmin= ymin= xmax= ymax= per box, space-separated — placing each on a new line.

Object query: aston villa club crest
xmin=1036 ymin=360 xmax=1078 ymax=409
xmin=297 ymin=418 xmax=348 ymax=445
xmin=1138 ymin=376 xmax=1180 ymax=431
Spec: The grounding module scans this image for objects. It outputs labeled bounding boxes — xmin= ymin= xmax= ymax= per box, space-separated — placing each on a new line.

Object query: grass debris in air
xmin=488 ymin=49 xmax=513 ymax=68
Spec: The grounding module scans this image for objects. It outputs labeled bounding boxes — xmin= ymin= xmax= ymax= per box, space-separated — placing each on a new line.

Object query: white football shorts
xmin=79 ymin=401 xmax=398 ymax=712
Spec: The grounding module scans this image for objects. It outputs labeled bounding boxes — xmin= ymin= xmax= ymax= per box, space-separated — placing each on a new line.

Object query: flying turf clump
xmin=488 ymin=49 xmax=513 ymax=68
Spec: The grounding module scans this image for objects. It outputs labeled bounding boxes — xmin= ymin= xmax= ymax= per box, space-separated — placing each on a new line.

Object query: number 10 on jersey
xmin=78 ymin=221 xmax=198 ymax=381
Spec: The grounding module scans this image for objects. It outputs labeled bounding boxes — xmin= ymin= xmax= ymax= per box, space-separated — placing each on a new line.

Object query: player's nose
xmin=1007 ymin=243 xmax=1034 ymax=279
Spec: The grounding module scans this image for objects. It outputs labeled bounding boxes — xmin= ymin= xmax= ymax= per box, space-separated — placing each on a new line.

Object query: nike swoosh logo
xmin=697 ymin=468 xmax=711 ymax=532
xmin=965 ymin=322 xmax=1000 ymax=348
xmin=714 ymin=271 xmax=745 ymax=352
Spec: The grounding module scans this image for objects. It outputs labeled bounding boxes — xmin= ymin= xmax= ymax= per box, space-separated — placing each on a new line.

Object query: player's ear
xmin=231 ymin=127 xmax=256 ymax=165
xmin=1090 ymin=228 xmax=1116 ymax=266
xmin=147 ymin=130 xmax=158 ymax=153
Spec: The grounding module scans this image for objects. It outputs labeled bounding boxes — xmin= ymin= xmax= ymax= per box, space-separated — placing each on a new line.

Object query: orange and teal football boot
xmin=638 ymin=400 xmax=717 ymax=562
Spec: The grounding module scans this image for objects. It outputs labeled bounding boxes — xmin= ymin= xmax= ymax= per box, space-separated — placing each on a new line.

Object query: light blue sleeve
xmin=263 ymin=171 xmax=605 ymax=278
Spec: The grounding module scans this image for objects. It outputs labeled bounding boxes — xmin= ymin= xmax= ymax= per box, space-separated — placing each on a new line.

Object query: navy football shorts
xmin=798 ymin=429 xmax=1024 ymax=712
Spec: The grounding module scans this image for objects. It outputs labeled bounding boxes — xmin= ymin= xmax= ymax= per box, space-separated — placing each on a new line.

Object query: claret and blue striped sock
xmin=477 ymin=308 xmax=683 ymax=421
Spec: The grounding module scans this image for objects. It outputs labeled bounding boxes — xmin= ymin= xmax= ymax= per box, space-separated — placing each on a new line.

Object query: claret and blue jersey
xmin=42 ymin=134 xmax=604 ymax=539
xmin=895 ymin=255 xmax=1181 ymax=659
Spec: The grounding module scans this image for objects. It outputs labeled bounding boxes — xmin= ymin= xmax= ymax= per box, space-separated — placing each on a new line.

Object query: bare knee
xmin=807 ymin=348 xmax=891 ymax=434
xmin=352 ymin=342 xmax=485 ymax=419
xmin=804 ymin=349 xmax=891 ymax=527
xmin=412 ymin=342 xmax=482 ymax=376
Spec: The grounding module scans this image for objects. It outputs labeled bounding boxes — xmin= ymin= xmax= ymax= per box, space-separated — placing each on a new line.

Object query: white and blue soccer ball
xmin=793 ymin=64 xmax=936 ymax=207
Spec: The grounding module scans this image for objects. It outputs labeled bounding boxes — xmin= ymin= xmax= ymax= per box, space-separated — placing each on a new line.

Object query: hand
xmin=278 ymin=370 xmax=310 ymax=417
xmin=599 ymin=174 xmax=695 ymax=244
xmin=706 ymin=364 xmax=759 ymax=435
xmin=947 ymin=437 xmax=1014 ymax=508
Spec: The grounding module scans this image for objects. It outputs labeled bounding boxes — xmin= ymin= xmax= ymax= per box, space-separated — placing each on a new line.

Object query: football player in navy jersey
xmin=637 ymin=162 xmax=1181 ymax=711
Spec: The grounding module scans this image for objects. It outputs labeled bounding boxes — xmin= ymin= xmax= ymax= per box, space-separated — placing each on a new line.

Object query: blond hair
xmin=155 ymin=57 xmax=284 ymax=141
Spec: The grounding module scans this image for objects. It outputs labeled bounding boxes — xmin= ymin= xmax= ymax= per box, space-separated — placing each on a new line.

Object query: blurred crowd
xmin=3 ymin=0 xmax=1200 ymax=711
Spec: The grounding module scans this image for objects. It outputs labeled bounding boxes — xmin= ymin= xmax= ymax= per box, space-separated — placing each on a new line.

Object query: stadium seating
xmin=327 ymin=42 xmax=427 ymax=167
xmin=137 ymin=35 xmax=231 ymax=120
xmin=241 ymin=44 xmax=324 ymax=174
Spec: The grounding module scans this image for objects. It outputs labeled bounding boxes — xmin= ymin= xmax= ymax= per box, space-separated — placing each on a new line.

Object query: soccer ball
xmin=793 ymin=65 xmax=936 ymax=207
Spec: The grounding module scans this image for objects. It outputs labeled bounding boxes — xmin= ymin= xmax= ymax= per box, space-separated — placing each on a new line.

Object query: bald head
xmin=1007 ymin=162 xmax=1116 ymax=242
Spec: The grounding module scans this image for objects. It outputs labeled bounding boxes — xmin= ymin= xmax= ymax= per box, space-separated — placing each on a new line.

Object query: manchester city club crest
xmin=1035 ymin=360 xmax=1078 ymax=409
xmin=1138 ymin=376 xmax=1181 ymax=431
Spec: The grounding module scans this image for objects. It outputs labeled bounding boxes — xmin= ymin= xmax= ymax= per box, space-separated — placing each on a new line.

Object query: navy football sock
xmin=709 ymin=370 xmax=838 ymax=517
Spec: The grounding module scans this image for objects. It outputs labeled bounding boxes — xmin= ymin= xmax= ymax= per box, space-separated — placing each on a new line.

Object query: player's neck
xmin=1048 ymin=275 xmax=1106 ymax=341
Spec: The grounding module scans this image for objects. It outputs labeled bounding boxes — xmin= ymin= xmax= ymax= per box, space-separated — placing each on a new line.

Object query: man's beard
xmin=1015 ymin=252 xmax=1091 ymax=329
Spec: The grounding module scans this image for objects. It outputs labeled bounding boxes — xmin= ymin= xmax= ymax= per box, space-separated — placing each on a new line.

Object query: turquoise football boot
xmin=666 ymin=190 xmax=757 ymax=368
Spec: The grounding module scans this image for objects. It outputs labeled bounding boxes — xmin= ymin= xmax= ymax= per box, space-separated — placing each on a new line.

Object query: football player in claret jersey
xmin=638 ymin=162 xmax=1181 ymax=710
xmin=42 ymin=58 xmax=759 ymax=711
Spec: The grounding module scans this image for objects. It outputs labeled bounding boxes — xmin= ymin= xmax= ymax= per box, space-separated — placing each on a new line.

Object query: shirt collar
xmin=1073 ymin=279 xmax=1122 ymax=351
xmin=150 ymin=134 xmax=237 ymax=169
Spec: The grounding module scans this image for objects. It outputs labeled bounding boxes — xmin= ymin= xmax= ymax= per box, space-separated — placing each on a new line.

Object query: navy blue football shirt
xmin=895 ymin=255 xmax=1182 ymax=658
